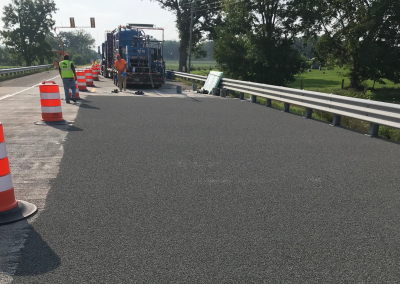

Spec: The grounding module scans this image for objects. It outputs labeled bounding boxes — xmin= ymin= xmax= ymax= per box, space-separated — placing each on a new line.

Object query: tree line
xmin=153 ymin=0 xmax=400 ymax=89
xmin=0 ymin=0 xmax=99 ymax=67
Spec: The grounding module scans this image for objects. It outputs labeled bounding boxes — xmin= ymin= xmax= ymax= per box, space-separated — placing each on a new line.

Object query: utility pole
xmin=188 ymin=0 xmax=195 ymax=74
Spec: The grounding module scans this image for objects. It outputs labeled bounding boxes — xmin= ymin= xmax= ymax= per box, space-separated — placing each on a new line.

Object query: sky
xmin=0 ymin=0 xmax=180 ymax=48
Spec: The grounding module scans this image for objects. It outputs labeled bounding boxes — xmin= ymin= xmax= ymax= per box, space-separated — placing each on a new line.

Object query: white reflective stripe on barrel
xmin=77 ymin=76 xmax=85 ymax=79
xmin=0 ymin=174 xmax=12 ymax=192
xmin=40 ymin=92 xmax=60 ymax=100
xmin=41 ymin=106 xmax=62 ymax=113
xmin=78 ymin=82 xmax=86 ymax=85
xmin=0 ymin=142 xmax=6 ymax=160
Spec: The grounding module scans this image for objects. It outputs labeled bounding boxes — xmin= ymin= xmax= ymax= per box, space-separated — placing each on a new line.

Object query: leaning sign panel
xmin=202 ymin=71 xmax=223 ymax=94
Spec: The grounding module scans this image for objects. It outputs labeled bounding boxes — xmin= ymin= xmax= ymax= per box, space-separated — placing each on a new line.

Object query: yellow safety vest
xmin=60 ymin=60 xmax=74 ymax=78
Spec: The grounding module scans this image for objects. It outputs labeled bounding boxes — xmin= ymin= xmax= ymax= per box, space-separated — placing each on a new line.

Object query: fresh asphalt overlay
xmin=11 ymin=95 xmax=400 ymax=283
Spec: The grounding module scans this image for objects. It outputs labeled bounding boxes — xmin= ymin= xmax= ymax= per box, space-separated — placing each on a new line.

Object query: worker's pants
xmin=117 ymin=73 xmax=126 ymax=91
xmin=62 ymin=78 xmax=76 ymax=102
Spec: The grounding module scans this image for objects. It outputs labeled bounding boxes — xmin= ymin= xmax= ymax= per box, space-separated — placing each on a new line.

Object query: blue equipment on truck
xmin=101 ymin=23 xmax=165 ymax=88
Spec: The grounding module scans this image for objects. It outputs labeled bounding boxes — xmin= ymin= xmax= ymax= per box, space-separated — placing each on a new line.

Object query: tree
xmin=214 ymin=0 xmax=304 ymax=86
xmin=0 ymin=46 xmax=16 ymax=66
xmin=0 ymin=0 xmax=57 ymax=65
xmin=298 ymin=0 xmax=400 ymax=89
xmin=163 ymin=40 xmax=180 ymax=60
xmin=58 ymin=30 xmax=95 ymax=55
xmin=151 ymin=0 xmax=221 ymax=71
xmin=72 ymin=54 xmax=86 ymax=65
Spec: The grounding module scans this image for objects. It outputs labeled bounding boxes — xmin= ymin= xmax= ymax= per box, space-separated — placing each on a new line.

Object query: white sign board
xmin=202 ymin=71 xmax=223 ymax=94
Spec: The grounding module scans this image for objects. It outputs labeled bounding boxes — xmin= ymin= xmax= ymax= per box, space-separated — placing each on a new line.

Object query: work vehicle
xmin=100 ymin=24 xmax=165 ymax=88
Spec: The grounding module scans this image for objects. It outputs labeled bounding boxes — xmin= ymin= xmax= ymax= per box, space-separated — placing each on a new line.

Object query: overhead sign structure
xmin=90 ymin=18 xmax=95 ymax=28
xmin=70 ymin=17 xmax=75 ymax=28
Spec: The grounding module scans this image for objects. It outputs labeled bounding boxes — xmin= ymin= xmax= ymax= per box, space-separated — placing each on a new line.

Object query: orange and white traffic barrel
xmin=91 ymin=66 xmax=99 ymax=81
xmin=39 ymin=81 xmax=63 ymax=122
xmin=0 ymin=122 xmax=37 ymax=225
xmin=69 ymin=81 xmax=80 ymax=99
xmin=77 ymin=70 xmax=87 ymax=91
xmin=85 ymin=69 xmax=94 ymax=86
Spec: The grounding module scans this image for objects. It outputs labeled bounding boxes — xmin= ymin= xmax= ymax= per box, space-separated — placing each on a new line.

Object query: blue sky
xmin=0 ymin=0 xmax=180 ymax=47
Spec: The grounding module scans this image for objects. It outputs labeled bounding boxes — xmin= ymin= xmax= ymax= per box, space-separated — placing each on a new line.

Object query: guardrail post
xmin=220 ymin=89 xmax=226 ymax=98
xmin=368 ymin=123 xmax=379 ymax=137
xmin=331 ymin=115 xmax=341 ymax=126
xmin=283 ymin=103 xmax=290 ymax=112
xmin=266 ymin=99 xmax=272 ymax=107
xmin=305 ymin=108 xmax=313 ymax=118
xmin=251 ymin=95 xmax=257 ymax=103
xmin=212 ymin=88 xmax=218 ymax=96
xmin=239 ymin=92 xmax=244 ymax=100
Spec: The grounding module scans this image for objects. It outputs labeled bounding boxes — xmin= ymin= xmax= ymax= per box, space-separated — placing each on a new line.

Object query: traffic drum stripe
xmin=0 ymin=174 xmax=13 ymax=193
xmin=41 ymin=106 xmax=62 ymax=113
xmin=0 ymin=142 xmax=6 ymax=159
xmin=40 ymin=92 xmax=61 ymax=100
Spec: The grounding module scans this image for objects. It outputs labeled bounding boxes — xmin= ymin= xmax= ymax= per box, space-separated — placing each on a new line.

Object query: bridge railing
xmin=0 ymin=64 xmax=54 ymax=76
xmin=167 ymin=70 xmax=400 ymax=136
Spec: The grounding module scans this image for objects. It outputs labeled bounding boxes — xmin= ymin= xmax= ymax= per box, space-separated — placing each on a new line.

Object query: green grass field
xmin=165 ymin=60 xmax=217 ymax=71
xmin=288 ymin=67 xmax=400 ymax=89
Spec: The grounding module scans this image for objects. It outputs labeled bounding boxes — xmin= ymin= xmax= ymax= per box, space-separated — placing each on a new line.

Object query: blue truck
xmin=100 ymin=24 xmax=165 ymax=88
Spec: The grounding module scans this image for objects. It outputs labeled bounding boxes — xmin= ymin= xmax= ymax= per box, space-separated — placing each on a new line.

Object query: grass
xmin=165 ymin=60 xmax=217 ymax=72
xmin=0 ymin=66 xmax=19 ymax=69
xmin=288 ymin=67 xmax=400 ymax=104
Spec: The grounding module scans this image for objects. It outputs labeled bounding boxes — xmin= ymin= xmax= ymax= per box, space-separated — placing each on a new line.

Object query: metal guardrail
xmin=0 ymin=64 xmax=54 ymax=76
xmin=167 ymin=70 xmax=400 ymax=136
xmin=167 ymin=70 xmax=207 ymax=82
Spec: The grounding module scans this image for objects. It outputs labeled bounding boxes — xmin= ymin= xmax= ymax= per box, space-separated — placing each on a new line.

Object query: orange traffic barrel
xmin=0 ymin=122 xmax=37 ymax=225
xmin=69 ymin=81 xmax=80 ymax=99
xmin=91 ymin=66 xmax=99 ymax=81
xmin=85 ymin=69 xmax=94 ymax=86
xmin=77 ymin=70 xmax=87 ymax=91
xmin=39 ymin=81 xmax=63 ymax=122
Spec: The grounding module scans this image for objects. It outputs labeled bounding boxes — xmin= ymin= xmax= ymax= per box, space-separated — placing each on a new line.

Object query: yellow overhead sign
xmin=70 ymin=17 xmax=75 ymax=28
xmin=90 ymin=18 xmax=95 ymax=28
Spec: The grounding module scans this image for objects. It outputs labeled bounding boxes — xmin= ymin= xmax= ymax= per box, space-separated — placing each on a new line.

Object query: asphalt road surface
xmin=3 ymin=74 xmax=400 ymax=283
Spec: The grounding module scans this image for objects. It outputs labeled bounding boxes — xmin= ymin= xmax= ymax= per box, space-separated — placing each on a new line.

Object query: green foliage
xmin=72 ymin=54 xmax=86 ymax=65
xmin=214 ymin=0 xmax=304 ymax=86
xmin=151 ymin=0 xmax=220 ymax=71
xmin=48 ymin=30 xmax=97 ymax=65
xmin=58 ymin=30 xmax=95 ymax=55
xmin=0 ymin=0 xmax=57 ymax=66
xmin=303 ymin=0 xmax=400 ymax=89
xmin=0 ymin=46 xmax=16 ymax=65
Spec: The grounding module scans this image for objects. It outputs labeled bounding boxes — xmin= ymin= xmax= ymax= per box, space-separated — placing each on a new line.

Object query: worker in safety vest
xmin=59 ymin=55 xmax=77 ymax=103
xmin=114 ymin=54 xmax=127 ymax=92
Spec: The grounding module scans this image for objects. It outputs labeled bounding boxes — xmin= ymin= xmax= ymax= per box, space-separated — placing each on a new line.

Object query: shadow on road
xmin=13 ymin=223 xmax=60 ymax=276
xmin=78 ymin=103 xmax=100 ymax=110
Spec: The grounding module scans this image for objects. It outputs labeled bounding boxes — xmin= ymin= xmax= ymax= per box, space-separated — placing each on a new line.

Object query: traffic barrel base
xmin=0 ymin=122 xmax=37 ymax=226
xmin=0 ymin=200 xmax=37 ymax=226
xmin=34 ymin=120 xmax=68 ymax=126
